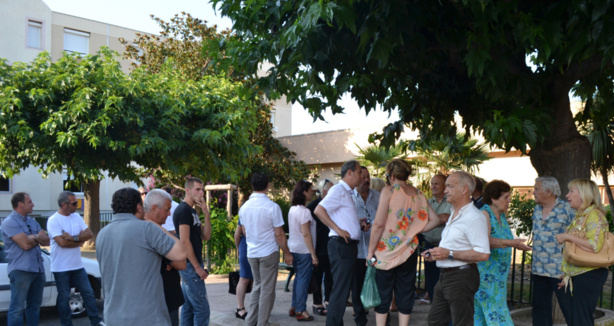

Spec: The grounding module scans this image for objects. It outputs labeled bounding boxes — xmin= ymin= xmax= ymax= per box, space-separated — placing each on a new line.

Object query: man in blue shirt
xmin=1 ymin=192 xmax=50 ymax=326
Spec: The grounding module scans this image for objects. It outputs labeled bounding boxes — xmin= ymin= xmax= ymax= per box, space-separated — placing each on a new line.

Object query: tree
xmin=121 ymin=13 xmax=312 ymax=202
xmin=355 ymin=143 xmax=406 ymax=178
xmin=211 ymin=0 xmax=614 ymax=195
xmin=0 ymin=49 xmax=259 ymax=246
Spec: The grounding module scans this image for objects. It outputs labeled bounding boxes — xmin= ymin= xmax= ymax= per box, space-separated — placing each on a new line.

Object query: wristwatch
xmin=448 ymin=250 xmax=454 ymax=261
xmin=73 ymin=235 xmax=79 ymax=242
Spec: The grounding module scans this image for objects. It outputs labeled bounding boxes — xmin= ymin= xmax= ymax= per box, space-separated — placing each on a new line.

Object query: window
xmin=27 ymin=20 xmax=42 ymax=49
xmin=63 ymin=28 xmax=89 ymax=55
xmin=0 ymin=176 xmax=10 ymax=192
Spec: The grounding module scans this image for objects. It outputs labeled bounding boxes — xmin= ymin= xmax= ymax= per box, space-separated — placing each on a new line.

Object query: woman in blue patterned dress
xmin=474 ymin=180 xmax=532 ymax=326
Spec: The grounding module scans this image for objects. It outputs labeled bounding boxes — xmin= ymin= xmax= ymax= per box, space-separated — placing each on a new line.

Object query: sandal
xmin=313 ymin=306 xmax=327 ymax=316
xmin=289 ymin=307 xmax=297 ymax=317
xmin=235 ymin=308 xmax=247 ymax=320
xmin=296 ymin=312 xmax=314 ymax=322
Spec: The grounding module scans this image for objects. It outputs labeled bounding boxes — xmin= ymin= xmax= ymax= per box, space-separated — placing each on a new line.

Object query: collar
xmin=112 ymin=213 xmax=139 ymax=221
xmin=11 ymin=210 xmax=28 ymax=221
xmin=249 ymin=192 xmax=268 ymax=199
xmin=339 ymin=180 xmax=353 ymax=192
xmin=449 ymin=201 xmax=475 ymax=223
xmin=431 ymin=195 xmax=447 ymax=204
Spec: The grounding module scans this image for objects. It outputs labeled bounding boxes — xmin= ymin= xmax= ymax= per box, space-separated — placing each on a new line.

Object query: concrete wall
xmin=0 ymin=0 xmax=53 ymax=64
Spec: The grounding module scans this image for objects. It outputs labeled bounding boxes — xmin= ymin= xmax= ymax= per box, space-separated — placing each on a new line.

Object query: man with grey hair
xmin=531 ymin=176 xmax=575 ymax=325
xmin=423 ymin=171 xmax=490 ymax=325
xmin=315 ymin=160 xmax=363 ymax=326
xmin=47 ymin=191 xmax=104 ymax=326
xmin=144 ymin=189 xmax=186 ymax=326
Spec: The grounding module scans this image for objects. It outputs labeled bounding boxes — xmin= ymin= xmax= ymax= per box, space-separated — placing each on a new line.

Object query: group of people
xmin=1 ymin=159 xmax=609 ymax=326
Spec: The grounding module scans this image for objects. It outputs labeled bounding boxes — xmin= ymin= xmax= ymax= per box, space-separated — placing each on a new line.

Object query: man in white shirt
xmin=239 ymin=172 xmax=293 ymax=326
xmin=47 ymin=191 xmax=104 ymax=326
xmin=315 ymin=160 xmax=363 ymax=326
xmin=161 ymin=186 xmax=180 ymax=234
xmin=422 ymin=171 xmax=490 ymax=326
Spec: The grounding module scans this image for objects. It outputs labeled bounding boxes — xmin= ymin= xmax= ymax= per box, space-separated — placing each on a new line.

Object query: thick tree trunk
xmin=529 ymin=88 xmax=591 ymax=196
xmin=83 ymin=179 xmax=100 ymax=249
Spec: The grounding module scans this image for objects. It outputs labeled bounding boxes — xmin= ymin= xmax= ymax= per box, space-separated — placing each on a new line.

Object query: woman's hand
xmin=557 ymin=276 xmax=566 ymax=289
xmin=366 ymin=251 xmax=376 ymax=266
xmin=512 ymin=238 xmax=532 ymax=251
xmin=556 ymin=233 xmax=568 ymax=244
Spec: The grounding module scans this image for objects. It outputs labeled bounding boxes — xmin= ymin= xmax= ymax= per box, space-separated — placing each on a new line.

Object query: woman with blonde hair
xmin=367 ymin=159 xmax=441 ymax=326
xmin=556 ymin=178 xmax=609 ymax=326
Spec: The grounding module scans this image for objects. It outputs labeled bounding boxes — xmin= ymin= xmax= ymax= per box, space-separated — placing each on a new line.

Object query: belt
xmin=440 ymin=263 xmax=476 ymax=272
xmin=330 ymin=236 xmax=359 ymax=245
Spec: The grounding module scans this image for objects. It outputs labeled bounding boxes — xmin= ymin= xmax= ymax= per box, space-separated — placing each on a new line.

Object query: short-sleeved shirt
xmin=239 ymin=193 xmax=284 ymax=258
xmin=437 ymin=202 xmax=491 ymax=268
xmin=288 ymin=205 xmax=316 ymax=254
xmin=422 ymin=196 xmax=452 ymax=244
xmin=562 ymin=206 xmax=608 ymax=277
xmin=173 ymin=202 xmax=203 ymax=264
xmin=531 ymin=198 xmax=574 ymax=278
xmin=97 ymin=213 xmax=175 ymax=326
xmin=1 ymin=211 xmax=44 ymax=274
xmin=47 ymin=211 xmax=88 ymax=272
xmin=353 ymin=189 xmax=380 ymax=259
xmin=162 ymin=201 xmax=180 ymax=231
xmin=319 ymin=180 xmax=361 ymax=240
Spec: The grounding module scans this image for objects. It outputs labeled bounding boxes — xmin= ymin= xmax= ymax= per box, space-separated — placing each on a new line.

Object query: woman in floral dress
xmin=367 ymin=159 xmax=441 ymax=326
xmin=474 ymin=180 xmax=531 ymax=325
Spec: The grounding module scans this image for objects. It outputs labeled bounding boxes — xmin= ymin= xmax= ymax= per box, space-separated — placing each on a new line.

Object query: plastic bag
xmin=360 ymin=265 xmax=381 ymax=310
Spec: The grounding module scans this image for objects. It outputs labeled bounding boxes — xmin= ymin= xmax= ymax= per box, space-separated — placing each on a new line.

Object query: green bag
xmin=360 ymin=265 xmax=381 ymax=310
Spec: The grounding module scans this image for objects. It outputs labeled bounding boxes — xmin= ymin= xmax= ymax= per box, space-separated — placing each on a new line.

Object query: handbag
xmin=228 ymin=271 xmax=253 ymax=295
xmin=360 ymin=265 xmax=381 ymax=310
xmin=563 ymin=209 xmax=614 ymax=268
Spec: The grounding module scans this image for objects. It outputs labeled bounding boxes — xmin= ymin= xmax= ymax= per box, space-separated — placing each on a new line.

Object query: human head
xmin=566 ymin=178 xmax=605 ymax=213
xmin=370 ymin=177 xmax=385 ymax=192
xmin=57 ymin=191 xmax=78 ymax=215
xmin=11 ymin=192 xmax=34 ymax=215
xmin=386 ymin=159 xmax=412 ymax=183
xmin=318 ymin=179 xmax=334 ymax=198
xmin=138 ymin=187 xmax=148 ymax=201
xmin=444 ymin=171 xmax=475 ymax=207
xmin=534 ymin=176 xmax=561 ymax=205
xmin=340 ymin=160 xmax=362 ymax=188
xmin=357 ymin=167 xmax=371 ymax=193
xmin=430 ymin=174 xmax=447 ymax=198
xmin=291 ymin=180 xmax=315 ymax=206
xmin=483 ymin=180 xmax=512 ymax=205
xmin=251 ymin=172 xmax=269 ymax=191
xmin=144 ymin=189 xmax=173 ymax=225
xmin=111 ymin=187 xmax=143 ymax=218
xmin=184 ymin=177 xmax=204 ymax=204
xmin=472 ymin=177 xmax=485 ymax=198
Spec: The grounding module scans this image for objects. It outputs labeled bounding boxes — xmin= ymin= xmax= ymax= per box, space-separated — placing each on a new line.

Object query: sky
xmin=42 ymin=0 xmax=398 ymax=135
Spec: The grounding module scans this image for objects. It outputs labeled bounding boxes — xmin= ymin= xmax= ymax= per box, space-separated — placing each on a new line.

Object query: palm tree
xmin=354 ymin=143 xmax=407 ymax=178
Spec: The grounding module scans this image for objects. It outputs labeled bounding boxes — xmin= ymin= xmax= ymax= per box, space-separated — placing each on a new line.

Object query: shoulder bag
xmin=563 ymin=209 xmax=614 ymax=268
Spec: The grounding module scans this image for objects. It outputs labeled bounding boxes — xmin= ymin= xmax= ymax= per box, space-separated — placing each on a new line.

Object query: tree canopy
xmin=0 ymin=48 xmax=259 ymax=243
xmin=121 ymin=13 xmax=312 ymax=197
xmin=212 ymin=0 xmax=614 ymax=194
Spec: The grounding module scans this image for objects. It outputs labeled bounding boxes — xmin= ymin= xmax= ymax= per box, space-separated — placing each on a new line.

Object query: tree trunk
xmin=83 ymin=179 xmax=101 ymax=249
xmin=529 ymin=88 xmax=591 ymax=195
xmin=602 ymin=167 xmax=614 ymax=217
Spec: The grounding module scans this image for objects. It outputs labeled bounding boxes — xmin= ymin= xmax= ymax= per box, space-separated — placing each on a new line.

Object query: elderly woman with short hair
xmin=556 ymin=179 xmax=609 ymax=326
xmin=531 ymin=176 xmax=575 ymax=325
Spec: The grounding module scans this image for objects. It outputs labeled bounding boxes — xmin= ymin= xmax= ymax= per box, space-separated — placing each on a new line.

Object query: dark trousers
xmin=428 ymin=265 xmax=479 ymax=326
xmin=557 ymin=268 xmax=608 ymax=326
xmin=375 ymin=251 xmax=418 ymax=315
xmin=352 ymin=258 xmax=368 ymax=326
xmin=326 ymin=238 xmax=358 ymax=326
xmin=313 ymin=254 xmax=333 ymax=305
xmin=423 ymin=240 xmax=440 ymax=300
xmin=531 ymin=274 xmax=568 ymax=326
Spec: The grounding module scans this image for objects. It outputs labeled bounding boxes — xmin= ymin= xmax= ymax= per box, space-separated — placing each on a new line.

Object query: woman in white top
xmin=288 ymin=180 xmax=318 ymax=321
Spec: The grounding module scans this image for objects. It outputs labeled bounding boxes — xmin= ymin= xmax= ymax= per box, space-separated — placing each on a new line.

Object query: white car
xmin=0 ymin=228 xmax=103 ymax=318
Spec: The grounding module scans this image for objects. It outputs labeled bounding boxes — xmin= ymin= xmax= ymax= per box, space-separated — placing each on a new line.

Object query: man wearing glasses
xmin=47 ymin=191 xmax=104 ymax=326
xmin=2 ymin=192 xmax=50 ymax=326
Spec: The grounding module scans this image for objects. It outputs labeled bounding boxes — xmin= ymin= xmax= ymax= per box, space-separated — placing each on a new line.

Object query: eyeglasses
xmin=140 ymin=192 xmax=148 ymax=196
xmin=68 ymin=202 xmax=78 ymax=206
xmin=323 ymin=179 xmax=331 ymax=187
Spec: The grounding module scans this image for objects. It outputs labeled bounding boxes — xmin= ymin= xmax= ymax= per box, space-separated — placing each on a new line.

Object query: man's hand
xmin=424 ymin=247 xmax=449 ymax=261
xmin=195 ymin=197 xmax=209 ymax=216
xmin=196 ymin=266 xmax=209 ymax=280
xmin=336 ymin=229 xmax=351 ymax=243
xmin=37 ymin=230 xmax=50 ymax=245
xmin=360 ymin=218 xmax=372 ymax=232
xmin=284 ymin=252 xmax=294 ymax=266
xmin=311 ymin=253 xmax=319 ymax=266
xmin=61 ymin=232 xmax=72 ymax=241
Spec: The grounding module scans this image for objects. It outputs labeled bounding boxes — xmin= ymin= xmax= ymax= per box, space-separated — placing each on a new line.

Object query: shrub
xmin=508 ymin=190 xmax=535 ymax=237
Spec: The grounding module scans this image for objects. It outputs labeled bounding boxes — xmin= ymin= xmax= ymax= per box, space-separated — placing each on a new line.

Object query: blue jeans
xmin=179 ymin=262 xmax=210 ymax=326
xmin=54 ymin=268 xmax=102 ymax=326
xmin=291 ymin=253 xmax=313 ymax=312
xmin=8 ymin=270 xmax=45 ymax=326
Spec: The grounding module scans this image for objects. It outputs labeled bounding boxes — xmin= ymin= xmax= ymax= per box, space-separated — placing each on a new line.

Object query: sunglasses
xmin=140 ymin=192 xmax=148 ymax=196
xmin=68 ymin=201 xmax=78 ymax=206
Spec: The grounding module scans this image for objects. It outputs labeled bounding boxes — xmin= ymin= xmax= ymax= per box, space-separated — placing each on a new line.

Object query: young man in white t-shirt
xmin=47 ymin=191 xmax=104 ymax=326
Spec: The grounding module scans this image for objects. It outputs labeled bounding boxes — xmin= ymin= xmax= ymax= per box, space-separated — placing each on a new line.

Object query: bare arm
xmin=425 ymin=247 xmax=490 ymax=263
xmin=179 ymin=224 xmax=208 ymax=279
xmin=422 ymin=201 xmax=443 ymax=233
xmin=11 ymin=233 xmax=40 ymax=250
xmin=36 ymin=230 xmax=50 ymax=246
xmin=482 ymin=211 xmax=531 ymax=251
xmin=300 ymin=222 xmax=318 ymax=266
xmin=234 ymin=225 xmax=243 ymax=248
xmin=274 ymin=226 xmax=293 ymax=265
xmin=367 ymin=187 xmax=392 ymax=262
xmin=165 ymin=240 xmax=187 ymax=262
xmin=556 ymin=233 xmax=595 ymax=252
xmin=314 ymin=205 xmax=349 ymax=241
xmin=195 ymin=199 xmax=211 ymax=241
